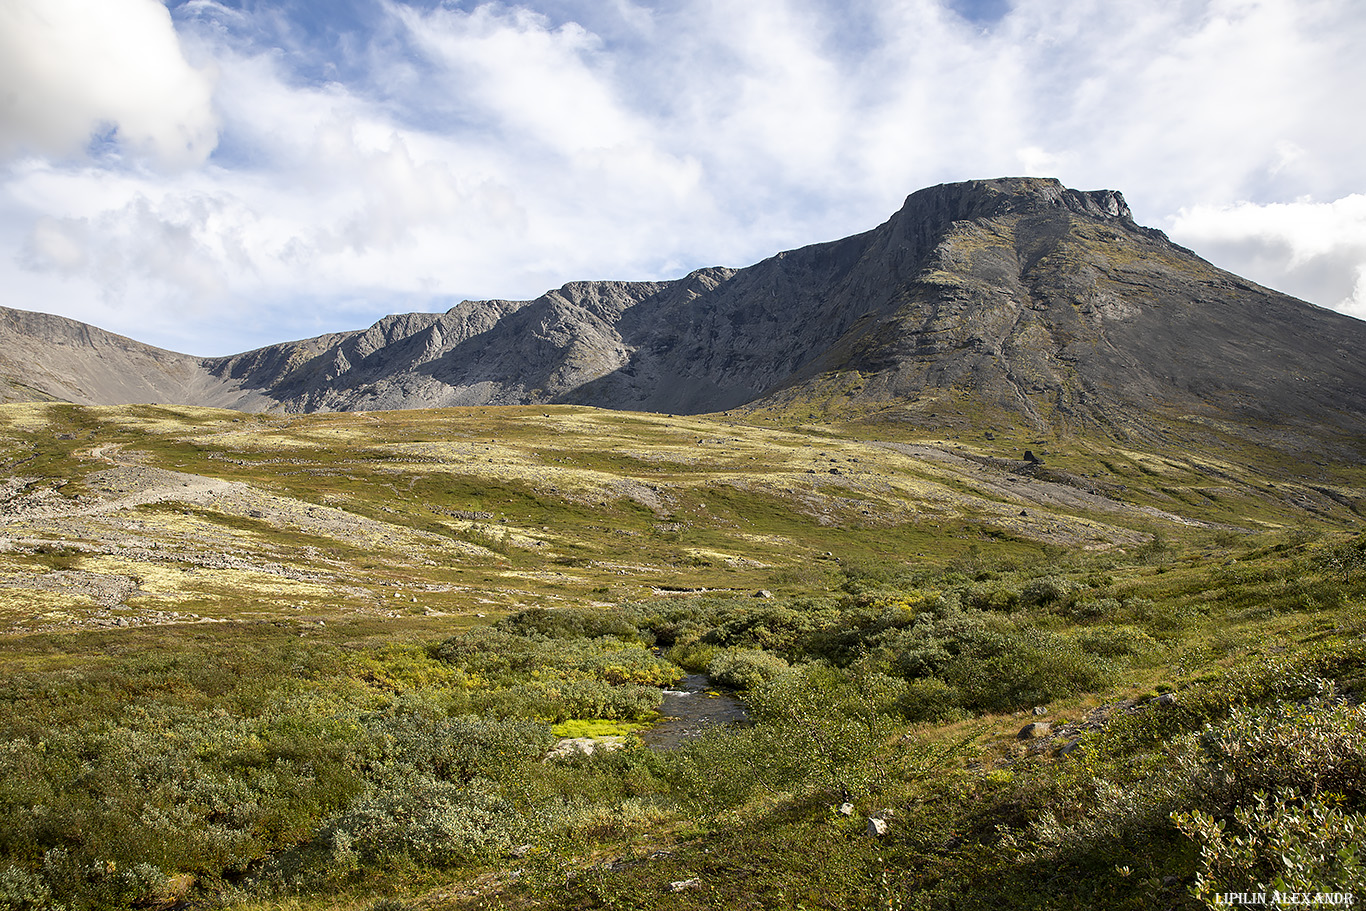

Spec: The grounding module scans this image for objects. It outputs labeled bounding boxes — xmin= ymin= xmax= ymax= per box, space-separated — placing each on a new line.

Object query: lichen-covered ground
xmin=0 ymin=402 xmax=1360 ymax=634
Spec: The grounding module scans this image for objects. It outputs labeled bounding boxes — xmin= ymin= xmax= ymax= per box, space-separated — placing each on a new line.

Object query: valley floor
xmin=0 ymin=402 xmax=1362 ymax=909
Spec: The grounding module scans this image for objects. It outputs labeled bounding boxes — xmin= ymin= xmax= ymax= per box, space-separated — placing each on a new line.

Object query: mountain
xmin=0 ymin=306 xmax=269 ymax=410
xmin=4 ymin=177 xmax=1365 ymax=447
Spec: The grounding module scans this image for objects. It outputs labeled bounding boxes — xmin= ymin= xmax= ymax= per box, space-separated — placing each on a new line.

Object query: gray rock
xmin=1017 ymin=722 xmax=1052 ymax=740
xmin=546 ymin=736 xmax=627 ymax=761
xmin=868 ymin=817 xmax=889 ymax=837
xmin=668 ymin=878 xmax=702 ymax=893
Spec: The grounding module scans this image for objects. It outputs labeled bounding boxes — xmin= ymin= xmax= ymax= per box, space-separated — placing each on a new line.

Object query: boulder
xmin=546 ymin=736 xmax=627 ymax=760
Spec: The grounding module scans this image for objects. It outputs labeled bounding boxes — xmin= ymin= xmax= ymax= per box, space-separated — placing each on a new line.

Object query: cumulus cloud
xmin=0 ymin=0 xmax=217 ymax=168
xmin=1 ymin=0 xmax=1364 ymax=355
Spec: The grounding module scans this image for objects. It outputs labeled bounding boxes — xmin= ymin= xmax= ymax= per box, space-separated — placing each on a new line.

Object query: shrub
xmin=689 ymin=664 xmax=906 ymax=802
xmin=706 ymin=649 xmax=790 ymax=691
xmin=897 ymin=676 xmax=964 ymax=723
xmin=962 ymin=583 xmax=1022 ymax=612
xmin=665 ymin=640 xmax=720 ymax=673
xmin=573 ymin=646 xmax=682 ymax=687
xmin=1194 ymin=700 xmax=1366 ymax=805
xmin=941 ymin=637 xmax=1105 ymax=713
xmin=324 ymin=777 xmax=518 ymax=870
xmin=431 ymin=628 xmax=544 ymax=679
xmin=1174 ymin=790 xmax=1366 ymax=904
xmin=1071 ymin=624 xmax=1161 ymax=662
xmin=1166 ymin=695 xmax=1366 ymax=904
xmin=1122 ymin=596 xmax=1196 ymax=633
xmin=363 ymin=713 xmax=555 ymax=784
xmin=499 ymin=607 xmax=648 ymax=644
xmin=1313 ymin=534 xmax=1366 ymax=583
xmin=700 ymin=601 xmax=842 ymax=658
xmin=0 ymin=866 xmax=52 ymax=911
xmin=466 ymin=680 xmax=662 ymax=723
xmin=1021 ymin=576 xmax=1082 ymax=609
xmin=433 ymin=628 xmax=680 ymax=691
xmin=1068 ymin=597 xmax=1122 ymax=621
xmin=878 ymin=612 xmax=1107 ymax=713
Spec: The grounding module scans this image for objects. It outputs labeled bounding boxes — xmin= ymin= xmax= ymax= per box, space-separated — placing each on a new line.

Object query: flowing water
xmin=640 ymin=672 xmax=749 ymax=749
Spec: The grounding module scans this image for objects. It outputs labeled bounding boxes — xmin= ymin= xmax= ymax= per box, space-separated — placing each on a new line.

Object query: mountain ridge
xmin=2 ymin=177 xmax=1364 ymax=450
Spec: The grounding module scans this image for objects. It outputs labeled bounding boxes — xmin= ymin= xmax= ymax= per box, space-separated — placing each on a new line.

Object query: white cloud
xmin=395 ymin=4 xmax=638 ymax=153
xmin=0 ymin=0 xmax=217 ymax=168
xmin=1169 ymin=195 xmax=1366 ymax=318
xmin=1 ymin=0 xmax=1364 ymax=357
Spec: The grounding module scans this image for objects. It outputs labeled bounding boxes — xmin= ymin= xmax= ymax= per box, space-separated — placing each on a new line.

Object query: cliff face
xmin=4 ymin=177 xmax=1365 ymax=449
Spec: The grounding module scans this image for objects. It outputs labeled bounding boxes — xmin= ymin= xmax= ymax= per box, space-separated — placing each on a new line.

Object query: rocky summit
xmin=3 ymin=177 xmax=1365 ymax=447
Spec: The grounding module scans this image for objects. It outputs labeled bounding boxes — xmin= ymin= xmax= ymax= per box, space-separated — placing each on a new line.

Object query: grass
xmin=0 ymin=401 xmax=1363 ymax=909
xmin=550 ymin=719 xmax=647 ymax=739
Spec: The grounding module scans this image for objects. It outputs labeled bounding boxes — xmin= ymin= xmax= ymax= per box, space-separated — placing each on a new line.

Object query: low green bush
xmin=0 ymin=865 xmax=53 ymax=911
xmin=1068 ymin=596 xmax=1122 ymax=621
xmin=706 ymin=648 xmax=790 ymax=691
xmin=1071 ymin=624 xmax=1162 ymax=662
xmin=897 ymin=676 xmax=965 ymax=723
xmin=664 ymin=640 xmax=719 ymax=673
xmin=362 ymin=712 xmax=555 ymax=784
xmin=324 ymin=776 xmax=518 ymax=870
xmin=1169 ymin=695 xmax=1366 ymax=904
xmin=499 ymin=606 xmax=649 ymax=644
xmin=875 ymin=611 xmax=1109 ymax=713
xmin=435 ymin=628 xmax=680 ymax=685
xmin=1175 ymin=790 xmax=1366 ymax=904
xmin=1021 ymin=575 xmax=1083 ymax=609
xmin=963 ymin=582 xmax=1022 ymax=612
xmin=1192 ymin=699 xmax=1366 ymax=806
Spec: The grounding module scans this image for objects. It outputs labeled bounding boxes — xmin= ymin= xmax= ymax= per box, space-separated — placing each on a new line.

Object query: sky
xmin=1 ymin=0 xmax=1363 ymax=357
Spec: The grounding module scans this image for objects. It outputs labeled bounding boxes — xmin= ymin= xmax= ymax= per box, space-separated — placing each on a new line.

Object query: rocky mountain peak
xmin=896 ymin=177 xmax=1134 ymax=228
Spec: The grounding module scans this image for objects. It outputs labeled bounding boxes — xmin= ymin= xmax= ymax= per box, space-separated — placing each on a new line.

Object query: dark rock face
xmin=4 ymin=177 xmax=1366 ymax=447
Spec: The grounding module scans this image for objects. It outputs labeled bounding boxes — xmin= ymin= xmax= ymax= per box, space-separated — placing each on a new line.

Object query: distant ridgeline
xmin=3 ymin=177 xmax=1365 ymax=450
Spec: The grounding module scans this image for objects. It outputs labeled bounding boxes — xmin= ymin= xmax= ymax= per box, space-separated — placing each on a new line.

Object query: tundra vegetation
xmin=0 ymin=402 xmax=1362 ymax=909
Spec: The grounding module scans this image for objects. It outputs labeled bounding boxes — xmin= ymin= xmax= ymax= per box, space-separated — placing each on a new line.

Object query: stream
xmin=640 ymin=672 xmax=749 ymax=749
